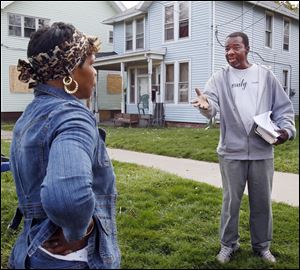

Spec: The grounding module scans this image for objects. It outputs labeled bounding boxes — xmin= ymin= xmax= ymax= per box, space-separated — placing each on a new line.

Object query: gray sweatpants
xmin=218 ymin=156 xmax=274 ymax=252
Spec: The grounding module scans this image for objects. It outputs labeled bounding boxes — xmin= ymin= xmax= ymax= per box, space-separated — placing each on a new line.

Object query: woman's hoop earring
xmin=63 ymin=76 xmax=78 ymax=94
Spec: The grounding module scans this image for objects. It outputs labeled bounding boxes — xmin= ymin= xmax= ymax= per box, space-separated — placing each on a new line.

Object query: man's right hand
xmin=191 ymin=88 xmax=209 ymax=110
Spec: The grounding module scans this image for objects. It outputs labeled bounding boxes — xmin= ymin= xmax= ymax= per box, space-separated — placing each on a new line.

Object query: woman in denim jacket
xmin=8 ymin=22 xmax=120 ymax=269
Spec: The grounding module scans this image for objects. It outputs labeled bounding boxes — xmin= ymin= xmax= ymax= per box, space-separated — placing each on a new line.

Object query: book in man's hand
xmin=253 ymin=111 xmax=280 ymax=144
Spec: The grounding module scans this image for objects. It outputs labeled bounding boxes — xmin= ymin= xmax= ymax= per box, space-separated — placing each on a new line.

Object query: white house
xmin=94 ymin=1 xmax=299 ymax=126
xmin=1 ymin=1 xmax=126 ymax=121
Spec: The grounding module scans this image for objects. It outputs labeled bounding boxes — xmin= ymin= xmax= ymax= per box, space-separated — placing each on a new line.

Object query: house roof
xmin=1 ymin=1 xmax=126 ymax=12
xmin=1 ymin=1 xmax=14 ymax=9
xmin=248 ymin=1 xmax=299 ymax=20
xmin=103 ymin=0 xmax=299 ymax=24
xmin=102 ymin=5 xmax=145 ymax=24
xmin=94 ymin=49 xmax=166 ymax=68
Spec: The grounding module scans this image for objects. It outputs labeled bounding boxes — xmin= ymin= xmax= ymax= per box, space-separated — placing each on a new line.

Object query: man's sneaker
xmin=256 ymin=249 xmax=276 ymax=263
xmin=216 ymin=243 xmax=240 ymax=264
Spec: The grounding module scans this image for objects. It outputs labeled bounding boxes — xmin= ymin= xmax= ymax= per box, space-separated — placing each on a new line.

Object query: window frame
xmin=125 ymin=20 xmax=133 ymax=51
xmin=178 ymin=61 xmax=190 ymax=104
xmin=162 ymin=1 xmax=191 ymax=44
xmin=109 ymin=30 xmax=114 ymax=44
xmin=135 ymin=18 xmax=145 ymax=50
xmin=265 ymin=12 xmax=274 ymax=49
xmin=164 ymin=62 xmax=175 ymax=104
xmin=164 ymin=3 xmax=175 ymax=42
xmin=282 ymin=69 xmax=289 ymax=95
xmin=282 ymin=17 xmax=291 ymax=52
xmin=8 ymin=13 xmax=50 ymax=38
xmin=178 ymin=1 xmax=190 ymax=40
xmin=124 ymin=16 xmax=145 ymax=52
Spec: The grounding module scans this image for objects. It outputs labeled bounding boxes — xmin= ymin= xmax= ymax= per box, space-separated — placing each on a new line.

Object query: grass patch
xmin=1 ymin=117 xmax=299 ymax=173
xmin=103 ymin=116 xmax=299 ymax=173
xmin=1 ymin=149 xmax=299 ymax=268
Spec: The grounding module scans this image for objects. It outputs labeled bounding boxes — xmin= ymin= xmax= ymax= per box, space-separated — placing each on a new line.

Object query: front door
xmin=137 ymin=76 xmax=148 ymax=101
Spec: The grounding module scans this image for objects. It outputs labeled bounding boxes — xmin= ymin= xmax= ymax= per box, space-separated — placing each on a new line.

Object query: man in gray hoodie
xmin=192 ymin=32 xmax=296 ymax=264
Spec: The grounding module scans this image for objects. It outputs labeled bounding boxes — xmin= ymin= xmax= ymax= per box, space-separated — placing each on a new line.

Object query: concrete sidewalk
xmin=2 ymin=130 xmax=298 ymax=206
xmin=107 ymin=148 xmax=299 ymax=207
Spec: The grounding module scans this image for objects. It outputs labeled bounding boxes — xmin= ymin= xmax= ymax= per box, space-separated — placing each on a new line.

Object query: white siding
xmin=1 ymin=1 xmax=119 ymax=113
xmin=214 ymin=1 xmax=299 ymax=114
xmin=147 ymin=1 xmax=212 ymax=123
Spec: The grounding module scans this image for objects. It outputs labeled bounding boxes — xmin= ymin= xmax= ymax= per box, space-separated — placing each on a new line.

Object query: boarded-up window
xmin=107 ymin=74 xmax=122 ymax=94
xmin=9 ymin=65 xmax=32 ymax=93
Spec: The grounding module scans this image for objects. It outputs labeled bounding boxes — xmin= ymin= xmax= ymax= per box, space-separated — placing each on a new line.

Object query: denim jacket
xmin=8 ymin=84 xmax=120 ymax=269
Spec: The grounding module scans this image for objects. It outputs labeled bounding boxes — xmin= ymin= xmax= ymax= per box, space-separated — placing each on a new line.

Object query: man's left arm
xmin=270 ymin=72 xmax=296 ymax=145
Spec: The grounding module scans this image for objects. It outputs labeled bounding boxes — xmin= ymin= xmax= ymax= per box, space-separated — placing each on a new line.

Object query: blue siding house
xmin=94 ymin=1 xmax=299 ymax=125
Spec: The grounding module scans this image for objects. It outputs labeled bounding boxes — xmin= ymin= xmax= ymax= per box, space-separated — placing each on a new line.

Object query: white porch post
xmin=160 ymin=61 xmax=164 ymax=103
xmin=120 ymin=62 xmax=125 ymax=113
xmin=147 ymin=57 xmax=153 ymax=115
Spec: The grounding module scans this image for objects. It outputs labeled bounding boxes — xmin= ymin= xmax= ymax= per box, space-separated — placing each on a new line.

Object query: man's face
xmin=225 ymin=36 xmax=249 ymax=69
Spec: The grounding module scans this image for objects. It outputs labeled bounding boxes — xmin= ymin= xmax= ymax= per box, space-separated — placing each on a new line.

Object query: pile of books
xmin=253 ymin=111 xmax=280 ymax=144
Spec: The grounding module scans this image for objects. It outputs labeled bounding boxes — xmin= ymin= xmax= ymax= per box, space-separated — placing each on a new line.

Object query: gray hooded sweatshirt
xmin=200 ymin=63 xmax=296 ymax=160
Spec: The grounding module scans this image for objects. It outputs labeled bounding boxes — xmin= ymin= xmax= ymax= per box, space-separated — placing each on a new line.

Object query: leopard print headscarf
xmin=17 ymin=29 xmax=100 ymax=88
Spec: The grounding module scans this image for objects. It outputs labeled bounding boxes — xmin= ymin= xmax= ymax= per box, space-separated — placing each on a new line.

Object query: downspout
xmin=211 ymin=1 xmax=215 ymax=75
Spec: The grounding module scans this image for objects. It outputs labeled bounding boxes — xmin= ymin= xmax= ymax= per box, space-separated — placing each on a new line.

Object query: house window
xmin=164 ymin=5 xmax=174 ymax=41
xmin=179 ymin=1 xmax=189 ymax=39
xmin=109 ymin=30 xmax=113 ymax=44
xmin=165 ymin=64 xmax=174 ymax=103
xmin=130 ymin=69 xmax=135 ymax=103
xmin=126 ymin=21 xmax=133 ymax=51
xmin=283 ymin=70 xmax=289 ymax=93
xmin=8 ymin=14 xmax=21 ymax=36
xmin=136 ymin=19 xmax=144 ymax=49
xmin=8 ymin=13 xmax=49 ymax=38
xmin=178 ymin=62 xmax=189 ymax=103
xmin=24 ymin=17 xmax=35 ymax=38
xmin=38 ymin=18 xmax=48 ymax=29
xmin=265 ymin=13 xmax=273 ymax=48
xmin=283 ymin=19 xmax=290 ymax=51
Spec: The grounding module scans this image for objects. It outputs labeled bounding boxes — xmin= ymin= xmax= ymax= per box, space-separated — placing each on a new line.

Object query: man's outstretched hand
xmin=191 ymin=88 xmax=209 ymax=110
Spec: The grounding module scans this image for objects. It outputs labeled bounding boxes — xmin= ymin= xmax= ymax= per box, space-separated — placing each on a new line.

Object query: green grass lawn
xmin=1 ymin=118 xmax=299 ymax=268
xmin=103 ymin=116 xmax=299 ymax=174
xmin=2 ymin=117 xmax=298 ymax=173
xmin=1 ymin=155 xmax=299 ymax=269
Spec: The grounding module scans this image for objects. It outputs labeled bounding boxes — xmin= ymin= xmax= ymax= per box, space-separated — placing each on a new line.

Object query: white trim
xmin=162 ymin=1 xmax=191 ymax=45
xmin=162 ymin=2 xmax=175 ymax=44
xmin=1 ymin=1 xmax=14 ymax=9
xmin=124 ymin=16 xmax=145 ymax=53
xmin=124 ymin=20 xmax=133 ymax=52
xmin=120 ymin=62 xmax=125 ymax=113
xmin=164 ymin=61 xmax=175 ymax=104
xmin=178 ymin=1 xmax=191 ymax=41
xmin=282 ymin=17 xmax=291 ymax=53
xmin=111 ymin=1 xmax=126 ymax=12
xmin=282 ymin=69 xmax=290 ymax=96
xmin=7 ymin=12 xmax=50 ymax=39
xmin=94 ymin=50 xmax=165 ymax=67
xmin=177 ymin=59 xmax=191 ymax=104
